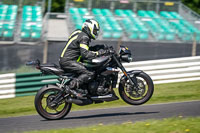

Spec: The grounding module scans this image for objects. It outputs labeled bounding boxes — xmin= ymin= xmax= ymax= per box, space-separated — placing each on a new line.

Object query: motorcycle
xmin=26 ymin=45 xmax=154 ymax=120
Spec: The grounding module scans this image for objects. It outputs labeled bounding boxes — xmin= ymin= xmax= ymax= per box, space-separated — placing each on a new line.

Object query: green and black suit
xmin=59 ymin=30 xmax=104 ymax=87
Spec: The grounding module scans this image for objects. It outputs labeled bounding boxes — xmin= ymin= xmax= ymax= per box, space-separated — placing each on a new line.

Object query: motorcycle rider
xmin=59 ymin=19 xmax=109 ymax=98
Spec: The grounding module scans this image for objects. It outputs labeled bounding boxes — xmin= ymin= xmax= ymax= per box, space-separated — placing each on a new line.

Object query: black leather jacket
xmin=60 ymin=30 xmax=99 ymax=62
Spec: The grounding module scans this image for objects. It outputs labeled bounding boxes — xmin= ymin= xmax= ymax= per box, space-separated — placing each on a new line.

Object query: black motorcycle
xmin=26 ymin=45 xmax=154 ymax=120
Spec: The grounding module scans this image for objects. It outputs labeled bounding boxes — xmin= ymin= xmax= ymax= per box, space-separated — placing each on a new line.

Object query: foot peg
xmin=65 ymin=87 xmax=86 ymax=99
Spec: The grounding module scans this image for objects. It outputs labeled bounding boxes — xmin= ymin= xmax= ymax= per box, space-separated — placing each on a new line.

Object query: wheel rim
xmin=39 ymin=89 xmax=68 ymax=116
xmin=124 ymin=76 xmax=149 ymax=100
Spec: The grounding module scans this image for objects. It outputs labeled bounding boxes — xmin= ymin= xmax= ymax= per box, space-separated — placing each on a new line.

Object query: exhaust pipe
xmin=91 ymin=94 xmax=119 ymax=102
xmin=66 ymin=98 xmax=93 ymax=105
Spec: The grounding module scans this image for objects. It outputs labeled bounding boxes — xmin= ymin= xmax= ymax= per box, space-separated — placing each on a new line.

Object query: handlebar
xmin=26 ymin=60 xmax=40 ymax=66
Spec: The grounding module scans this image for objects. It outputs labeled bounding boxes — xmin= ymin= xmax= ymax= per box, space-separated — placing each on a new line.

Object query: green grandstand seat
xmin=3 ymin=30 xmax=13 ymax=37
xmin=0 ymin=23 xmax=3 ymax=36
xmin=115 ymin=9 xmax=125 ymax=16
xmin=78 ymin=8 xmax=88 ymax=15
xmin=0 ymin=5 xmax=17 ymax=39
xmin=169 ymin=12 xmax=182 ymax=19
xmin=129 ymin=32 xmax=138 ymax=39
xmin=92 ymin=8 xmax=123 ymax=39
xmin=32 ymin=24 xmax=42 ymax=31
xmin=139 ymin=28 xmax=149 ymax=39
xmin=92 ymin=8 xmax=102 ymax=15
xmin=5 ymin=15 xmax=16 ymax=20
xmin=8 ymin=5 xmax=17 ymax=10
xmin=154 ymin=30 xmax=165 ymax=40
xmin=75 ymin=23 xmax=82 ymax=29
xmin=103 ymin=31 xmax=112 ymax=38
xmin=21 ymin=5 xmax=42 ymax=39
xmin=23 ymin=6 xmax=32 ymax=12
xmin=7 ymin=9 xmax=17 ymax=15
xmin=23 ymin=17 xmax=32 ymax=21
xmin=0 ymin=29 xmax=3 ymax=37
xmin=69 ymin=8 xmax=78 ymax=14
xmin=101 ymin=9 xmax=112 ymax=16
xmin=0 ymin=9 xmax=7 ymax=14
xmin=166 ymin=34 xmax=175 ymax=40
xmin=147 ymin=11 xmax=159 ymax=18
xmin=0 ymin=5 xmax=8 ymax=9
xmin=124 ymin=10 xmax=136 ymax=17
xmin=32 ymin=6 xmax=41 ymax=11
xmin=0 ymin=15 xmax=5 ymax=20
xmin=21 ymin=30 xmax=30 ymax=38
xmin=138 ymin=10 xmax=149 ymax=17
xmin=160 ymin=11 xmax=174 ymax=19
xmin=194 ymin=30 xmax=200 ymax=41
xmin=112 ymin=31 xmax=122 ymax=38
xmin=3 ymin=23 xmax=15 ymax=30
xmin=32 ymin=17 xmax=42 ymax=22
xmin=31 ymin=31 xmax=41 ymax=39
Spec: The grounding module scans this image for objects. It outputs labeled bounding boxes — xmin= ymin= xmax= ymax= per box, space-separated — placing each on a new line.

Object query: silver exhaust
xmin=91 ymin=94 xmax=119 ymax=102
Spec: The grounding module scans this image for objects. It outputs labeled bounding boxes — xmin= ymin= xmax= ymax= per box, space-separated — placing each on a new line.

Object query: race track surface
xmin=0 ymin=101 xmax=200 ymax=133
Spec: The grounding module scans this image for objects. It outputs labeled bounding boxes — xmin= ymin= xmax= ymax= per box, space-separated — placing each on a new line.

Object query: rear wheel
xmin=119 ymin=72 xmax=154 ymax=105
xmin=35 ymin=85 xmax=72 ymax=120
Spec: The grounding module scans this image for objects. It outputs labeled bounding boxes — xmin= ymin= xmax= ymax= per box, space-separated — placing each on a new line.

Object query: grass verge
xmin=24 ymin=117 xmax=200 ymax=133
xmin=0 ymin=80 xmax=200 ymax=118
xmin=0 ymin=65 xmax=37 ymax=74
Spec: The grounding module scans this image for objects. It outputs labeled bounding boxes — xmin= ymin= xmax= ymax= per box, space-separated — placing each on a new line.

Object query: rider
xmin=59 ymin=19 xmax=109 ymax=98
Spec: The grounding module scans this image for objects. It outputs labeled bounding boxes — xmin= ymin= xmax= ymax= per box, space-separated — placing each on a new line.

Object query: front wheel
xmin=35 ymin=85 xmax=72 ymax=120
xmin=119 ymin=72 xmax=154 ymax=105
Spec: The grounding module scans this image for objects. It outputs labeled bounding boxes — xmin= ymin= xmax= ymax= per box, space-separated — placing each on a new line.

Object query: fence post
xmin=43 ymin=40 xmax=48 ymax=63
xmin=192 ymin=33 xmax=197 ymax=56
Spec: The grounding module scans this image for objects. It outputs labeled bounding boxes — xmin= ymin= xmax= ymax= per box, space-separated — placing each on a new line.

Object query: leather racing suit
xmin=59 ymin=29 xmax=106 ymax=91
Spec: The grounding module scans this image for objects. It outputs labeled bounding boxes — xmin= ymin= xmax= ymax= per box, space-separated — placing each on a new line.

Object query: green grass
xmin=0 ymin=80 xmax=200 ymax=118
xmin=24 ymin=117 xmax=200 ymax=133
xmin=0 ymin=65 xmax=37 ymax=74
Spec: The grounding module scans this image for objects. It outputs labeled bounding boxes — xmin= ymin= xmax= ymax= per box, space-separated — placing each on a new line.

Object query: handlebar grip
xmin=26 ymin=60 xmax=40 ymax=66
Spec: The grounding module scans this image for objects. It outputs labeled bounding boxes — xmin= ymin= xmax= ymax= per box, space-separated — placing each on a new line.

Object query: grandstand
xmin=68 ymin=6 xmax=200 ymax=42
xmin=0 ymin=0 xmax=44 ymax=43
xmin=0 ymin=0 xmax=199 ymax=43
xmin=0 ymin=0 xmax=200 ymax=71
xmin=0 ymin=4 xmax=17 ymax=40
xmin=21 ymin=5 xmax=42 ymax=40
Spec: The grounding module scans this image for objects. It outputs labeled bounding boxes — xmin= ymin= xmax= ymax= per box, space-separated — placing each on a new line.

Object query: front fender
xmin=120 ymin=70 xmax=143 ymax=83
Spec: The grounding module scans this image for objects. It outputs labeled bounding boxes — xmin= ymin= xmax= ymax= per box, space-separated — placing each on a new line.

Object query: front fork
xmin=113 ymin=55 xmax=139 ymax=90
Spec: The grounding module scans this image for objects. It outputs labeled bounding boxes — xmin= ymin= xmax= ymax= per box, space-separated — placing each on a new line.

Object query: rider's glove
xmin=97 ymin=49 xmax=110 ymax=56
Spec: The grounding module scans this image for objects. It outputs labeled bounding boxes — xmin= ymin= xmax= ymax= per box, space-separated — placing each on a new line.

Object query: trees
xmin=47 ymin=0 xmax=200 ymax=15
xmin=182 ymin=0 xmax=200 ymax=14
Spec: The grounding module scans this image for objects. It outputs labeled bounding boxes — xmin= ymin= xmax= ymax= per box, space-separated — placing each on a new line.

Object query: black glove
xmin=98 ymin=49 xmax=110 ymax=56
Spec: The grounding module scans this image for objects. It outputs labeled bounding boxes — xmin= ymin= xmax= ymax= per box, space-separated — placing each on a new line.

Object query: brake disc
xmin=126 ymin=78 xmax=146 ymax=98
xmin=46 ymin=94 xmax=59 ymax=110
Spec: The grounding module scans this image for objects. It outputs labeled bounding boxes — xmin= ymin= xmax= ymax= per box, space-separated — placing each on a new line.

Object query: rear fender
xmin=38 ymin=84 xmax=62 ymax=92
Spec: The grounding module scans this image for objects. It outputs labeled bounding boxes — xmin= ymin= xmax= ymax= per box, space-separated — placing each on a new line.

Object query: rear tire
xmin=35 ymin=85 xmax=72 ymax=120
xmin=119 ymin=72 xmax=154 ymax=105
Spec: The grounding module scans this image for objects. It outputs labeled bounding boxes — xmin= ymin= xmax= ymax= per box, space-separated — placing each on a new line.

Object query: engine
xmin=88 ymin=76 xmax=112 ymax=96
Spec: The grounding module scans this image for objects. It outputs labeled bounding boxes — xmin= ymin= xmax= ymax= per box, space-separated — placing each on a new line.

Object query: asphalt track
xmin=0 ymin=100 xmax=200 ymax=133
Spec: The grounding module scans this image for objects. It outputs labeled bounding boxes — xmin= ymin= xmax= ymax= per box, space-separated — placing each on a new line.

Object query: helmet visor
xmin=93 ymin=24 xmax=100 ymax=36
xmin=93 ymin=29 xmax=99 ymax=36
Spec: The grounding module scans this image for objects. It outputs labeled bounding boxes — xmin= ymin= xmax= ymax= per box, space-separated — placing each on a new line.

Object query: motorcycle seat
xmin=40 ymin=63 xmax=58 ymax=68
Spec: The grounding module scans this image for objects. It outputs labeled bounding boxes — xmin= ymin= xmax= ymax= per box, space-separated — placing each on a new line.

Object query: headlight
xmin=121 ymin=54 xmax=132 ymax=62
xmin=128 ymin=56 xmax=133 ymax=62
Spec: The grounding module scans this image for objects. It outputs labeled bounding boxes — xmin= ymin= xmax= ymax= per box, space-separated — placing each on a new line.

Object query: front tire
xmin=119 ymin=72 xmax=154 ymax=105
xmin=35 ymin=85 xmax=72 ymax=120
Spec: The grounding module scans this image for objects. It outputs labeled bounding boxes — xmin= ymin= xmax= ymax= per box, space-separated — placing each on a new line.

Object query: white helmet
xmin=82 ymin=19 xmax=100 ymax=40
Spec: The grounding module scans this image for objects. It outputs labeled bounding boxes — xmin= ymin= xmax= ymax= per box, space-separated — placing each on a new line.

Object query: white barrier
xmin=0 ymin=56 xmax=200 ymax=99
xmin=124 ymin=56 xmax=200 ymax=84
xmin=0 ymin=73 xmax=15 ymax=79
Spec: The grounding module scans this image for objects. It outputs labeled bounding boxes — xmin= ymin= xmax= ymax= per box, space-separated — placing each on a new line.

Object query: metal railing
xmin=0 ymin=56 xmax=200 ymax=99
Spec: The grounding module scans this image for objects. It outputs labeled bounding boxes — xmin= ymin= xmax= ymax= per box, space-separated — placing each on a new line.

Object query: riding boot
xmin=65 ymin=78 xmax=85 ymax=98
